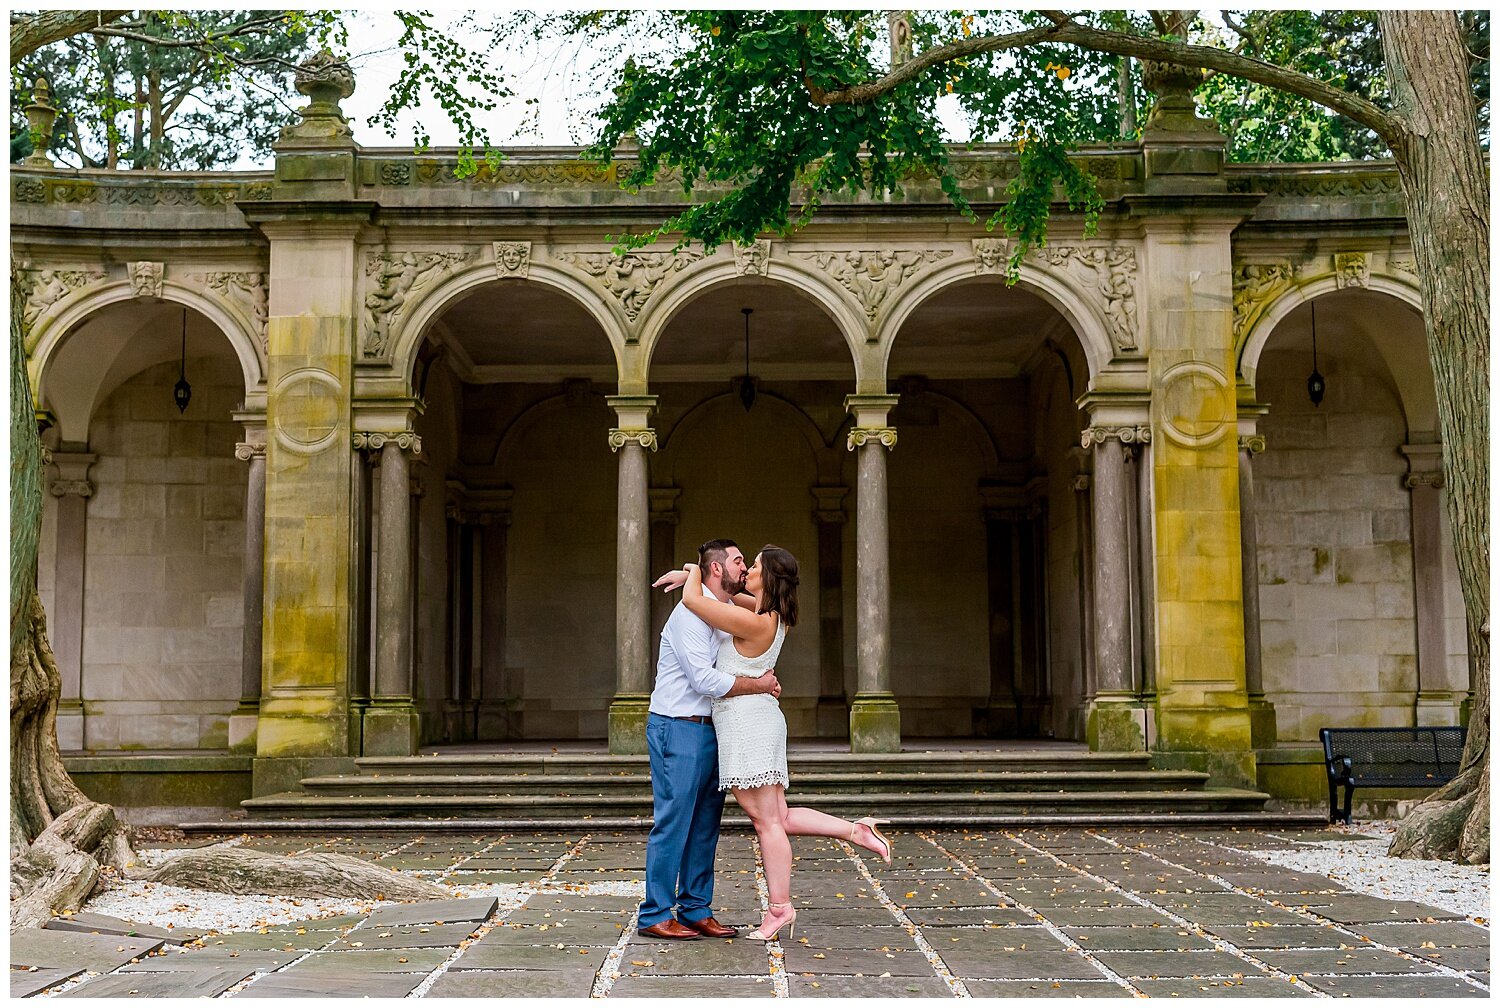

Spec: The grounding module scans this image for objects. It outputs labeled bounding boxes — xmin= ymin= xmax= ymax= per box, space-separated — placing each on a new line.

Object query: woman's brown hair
xmin=756 ymin=545 xmax=799 ymax=629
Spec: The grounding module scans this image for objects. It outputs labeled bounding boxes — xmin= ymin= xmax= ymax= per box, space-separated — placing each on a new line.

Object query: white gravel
xmin=1228 ymin=820 xmax=1491 ymax=924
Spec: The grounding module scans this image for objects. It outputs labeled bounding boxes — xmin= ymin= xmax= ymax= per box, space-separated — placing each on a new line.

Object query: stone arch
xmin=657 ymin=390 xmax=833 ymax=483
xmin=387 ymin=260 xmax=627 ymax=388
xmin=488 ymin=386 xmax=611 ymax=468
xmin=1238 ymin=275 xmax=1434 ymax=434
xmin=913 ymin=388 xmax=1005 ymax=475
xmin=637 ymin=254 xmax=866 ymax=382
xmin=30 ymin=279 xmax=265 ymax=410
xmin=877 ymin=257 xmax=1118 ymax=382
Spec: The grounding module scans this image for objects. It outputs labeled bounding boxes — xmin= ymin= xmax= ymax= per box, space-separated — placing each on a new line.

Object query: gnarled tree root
xmin=10 ymin=802 xmax=135 ymax=931
xmin=147 ymin=843 xmax=449 ymax=900
xmin=1388 ymin=762 xmax=1490 ymax=864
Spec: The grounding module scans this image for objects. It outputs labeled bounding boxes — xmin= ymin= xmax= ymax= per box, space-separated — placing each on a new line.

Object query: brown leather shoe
xmin=637 ymin=919 xmax=701 ymax=941
xmin=682 ymin=915 xmax=739 ymax=938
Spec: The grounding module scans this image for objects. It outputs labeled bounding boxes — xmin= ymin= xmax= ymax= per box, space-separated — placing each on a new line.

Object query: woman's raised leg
xmin=784 ymin=803 xmax=891 ymax=861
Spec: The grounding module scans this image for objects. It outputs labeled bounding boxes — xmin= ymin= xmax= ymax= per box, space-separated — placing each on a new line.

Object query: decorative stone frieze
xmin=362 ymin=250 xmax=476 ymax=358
xmin=793 ymin=249 xmax=952 ymax=325
xmin=733 ymin=240 xmax=771 ymax=276
xmin=562 ymin=250 xmax=702 ymax=324
xmin=1404 ymin=471 xmax=1446 ymax=490
xmin=47 ymin=479 xmax=94 ymax=499
xmin=1080 ymin=425 xmax=1151 ymax=448
xmin=847 ymin=427 xmax=898 ymax=450
xmin=381 ymin=162 xmax=411 ymax=186
xmin=203 ymin=271 xmax=269 ymax=350
xmin=1333 ymin=252 xmax=1369 ymax=289
xmin=352 ymin=430 xmax=422 ymax=453
xmin=1034 ymin=245 xmax=1139 ymax=352
xmin=1387 ymin=256 xmax=1416 ymax=277
xmin=15 ymin=178 xmax=45 ymax=203
xmin=607 ymin=428 xmax=658 ymax=452
xmin=1231 ymin=261 xmax=1295 ymax=341
xmin=1237 ymin=434 xmax=1267 ymax=455
xmin=972 ymin=237 xmax=1009 ymax=275
xmin=128 ymin=261 xmax=165 ymax=299
xmin=493 ymin=241 xmax=531 ymax=278
xmin=15 ymin=264 xmax=106 ymax=338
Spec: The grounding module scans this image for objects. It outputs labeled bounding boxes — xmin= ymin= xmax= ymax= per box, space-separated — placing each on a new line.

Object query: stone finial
xmin=24 ymin=76 xmax=58 ymax=167
xmin=280 ymin=50 xmax=356 ymax=142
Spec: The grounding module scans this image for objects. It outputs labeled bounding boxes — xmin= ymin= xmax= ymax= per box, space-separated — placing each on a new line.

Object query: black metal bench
xmin=1319 ymin=726 xmax=1466 ymax=824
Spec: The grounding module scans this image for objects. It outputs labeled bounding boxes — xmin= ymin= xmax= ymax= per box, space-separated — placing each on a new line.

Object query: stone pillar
xmin=362 ymin=432 xmax=423 ymax=755
xmin=228 ymin=434 xmax=267 ymax=753
xmin=46 ymin=451 xmax=96 ymax=751
xmin=812 ymin=485 xmax=849 ymax=737
xmin=1238 ymin=432 xmax=1277 ymax=748
xmin=607 ymin=395 xmax=657 ymax=755
xmin=468 ymin=485 xmax=513 ymax=740
xmin=1071 ymin=448 xmax=1096 ymax=739
xmin=648 ymin=486 xmax=682 ymax=671
xmin=1081 ymin=426 xmax=1148 ymax=751
xmin=1402 ymin=444 xmax=1464 ymax=725
xmin=845 ymin=395 xmax=900 ymax=753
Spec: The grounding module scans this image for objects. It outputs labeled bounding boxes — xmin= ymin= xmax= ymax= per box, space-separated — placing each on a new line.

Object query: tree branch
xmin=805 ymin=13 xmax=1406 ymax=144
xmin=11 ymin=10 xmax=129 ymax=60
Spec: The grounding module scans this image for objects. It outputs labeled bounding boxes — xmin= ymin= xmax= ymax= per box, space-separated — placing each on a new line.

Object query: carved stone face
xmin=498 ymin=243 xmax=526 ymax=271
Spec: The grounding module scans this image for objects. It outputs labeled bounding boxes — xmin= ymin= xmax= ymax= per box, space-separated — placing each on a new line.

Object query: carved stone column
xmin=1082 ymin=424 xmax=1149 ymax=752
xmin=812 ymin=485 xmax=849 ymax=738
xmin=1238 ymin=432 xmax=1277 ymax=748
xmin=1071 ymin=448 xmax=1097 ymax=741
xmin=1402 ymin=444 xmax=1465 ymax=725
xmin=229 ymin=433 xmax=267 ymax=753
xmin=47 ymin=451 xmax=96 ymax=751
xmin=649 ymin=486 xmax=682 ymax=672
xmin=607 ymin=395 xmax=658 ymax=754
xmin=845 ymin=394 xmax=900 ymax=753
xmin=362 ymin=432 xmax=423 ymax=756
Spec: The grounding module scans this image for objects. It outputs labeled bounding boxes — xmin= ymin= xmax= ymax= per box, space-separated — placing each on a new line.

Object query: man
xmin=637 ymin=538 xmax=781 ymax=941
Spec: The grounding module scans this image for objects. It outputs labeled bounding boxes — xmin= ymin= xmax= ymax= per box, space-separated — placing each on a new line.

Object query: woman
xmin=660 ymin=545 xmax=893 ymax=942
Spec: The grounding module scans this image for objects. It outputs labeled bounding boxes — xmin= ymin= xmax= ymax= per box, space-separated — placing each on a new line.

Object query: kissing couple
xmin=636 ymin=538 xmax=893 ymax=943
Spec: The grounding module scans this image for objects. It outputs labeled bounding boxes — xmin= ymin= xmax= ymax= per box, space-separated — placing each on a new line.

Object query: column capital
xmin=47 ymin=450 xmax=97 ymax=498
xmin=1081 ymin=425 xmax=1151 ymax=448
xmin=353 ymin=430 xmax=422 ymax=454
xmin=609 ymin=428 xmax=658 ymax=452
xmin=606 ymin=394 xmax=658 ymax=428
xmin=1404 ymin=470 xmax=1446 ymax=490
xmin=235 ymin=440 xmax=268 ymax=461
xmin=847 ymin=426 xmax=898 ymax=451
xmin=1237 ymin=434 xmax=1267 ymax=455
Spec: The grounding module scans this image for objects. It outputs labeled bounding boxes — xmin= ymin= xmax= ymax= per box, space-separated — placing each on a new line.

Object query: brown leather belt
xmin=672 ymin=714 xmax=712 ymax=724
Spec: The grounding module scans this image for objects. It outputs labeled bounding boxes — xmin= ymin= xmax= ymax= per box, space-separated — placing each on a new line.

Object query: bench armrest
xmin=1326 ymin=755 xmax=1353 ymax=783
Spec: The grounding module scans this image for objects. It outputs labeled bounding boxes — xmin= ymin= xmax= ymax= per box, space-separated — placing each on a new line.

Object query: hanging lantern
xmin=173 ymin=308 xmax=192 ymax=413
xmin=738 ymin=307 xmax=757 ymax=411
xmin=1306 ymin=301 xmax=1325 ymax=407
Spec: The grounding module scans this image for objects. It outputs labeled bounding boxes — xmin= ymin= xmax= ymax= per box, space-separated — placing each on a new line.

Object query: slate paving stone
xmin=427 ymin=969 xmax=598 ymax=997
xmin=625 ymin=938 xmax=769 ymax=975
xmin=57 ymin=968 xmax=255 ymax=998
xmin=902 ymin=907 xmax=1035 ymax=927
xmin=441 ymin=871 xmax=539 ymax=884
xmin=10 ymin=967 xmax=84 ymax=999
xmin=453 ymin=943 xmax=608 ymax=972
xmin=198 ymin=930 xmax=332 ymax=950
xmin=1060 ymin=926 xmax=1216 ymax=951
xmin=922 ymin=926 xmax=1067 ymax=953
xmin=290 ymin=948 xmax=451 ymax=973
xmin=1256 ymin=947 xmax=1439 ymax=975
xmin=787 ymin=974 xmax=955 ymax=996
xmin=1203 ymin=924 xmax=1345 ymax=948
xmin=477 ymin=918 xmax=629 ymax=946
xmin=233 ymin=971 xmax=428 ymax=998
xmin=120 ymin=950 xmax=302 ymax=972
xmin=1299 ymin=974 xmax=1488 ymax=997
xmin=364 ymin=896 xmax=498 ymax=927
xmin=274 ymin=913 xmax=368 ymax=930
xmin=524 ymin=893 xmax=638 ymax=913
xmin=1032 ymin=907 xmax=1172 ymax=927
xmin=964 ymin=978 xmax=1136 ymax=998
xmin=609 ymin=975 xmax=777 ymax=997
xmin=9 ymin=930 xmax=164 ymax=972
xmin=1304 ymin=897 xmax=1463 ymax=923
xmin=792 ymin=924 xmax=917 ymax=948
xmin=1399 ymin=946 xmax=1491 ymax=970
xmin=941 ymin=949 xmax=1108 ymax=980
xmin=330 ymin=922 xmax=481 ymax=950
xmin=1357 ymin=921 xmax=1491 ymax=946
xmin=1131 ymin=976 xmax=1316 ymax=998
xmin=44 ymin=911 xmax=201 ymax=943
xmin=1179 ymin=905 xmax=1308 ymax=926
xmin=1091 ymin=949 xmax=1259 ymax=978
xmin=781 ymin=946 xmax=935 ymax=976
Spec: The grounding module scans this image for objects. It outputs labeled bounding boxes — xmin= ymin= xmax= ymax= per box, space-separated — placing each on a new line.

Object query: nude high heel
xmin=853 ymin=817 xmax=893 ymax=865
xmin=747 ymin=902 xmax=796 ymax=941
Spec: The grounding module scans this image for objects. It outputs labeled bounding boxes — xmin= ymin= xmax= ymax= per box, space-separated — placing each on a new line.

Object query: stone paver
xmin=15 ymin=825 xmax=1485 ymax=999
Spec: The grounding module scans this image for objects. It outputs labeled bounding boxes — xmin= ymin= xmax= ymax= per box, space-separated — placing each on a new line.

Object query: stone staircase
xmin=219 ymin=748 xmax=1327 ymax=831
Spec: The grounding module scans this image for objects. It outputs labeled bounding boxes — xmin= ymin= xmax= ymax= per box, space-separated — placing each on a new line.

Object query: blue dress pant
xmin=638 ymin=713 xmax=725 ymax=928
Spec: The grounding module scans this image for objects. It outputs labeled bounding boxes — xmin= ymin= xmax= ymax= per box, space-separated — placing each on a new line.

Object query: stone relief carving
xmin=733 ymin=240 xmax=771 ymax=276
xmin=493 ymin=241 xmax=531 ymax=279
xmin=972 ymin=238 xmax=1010 ymax=275
xmin=607 ymin=428 xmax=659 ymax=452
xmin=1237 ymin=434 xmax=1267 ymax=455
xmin=381 ymin=162 xmax=412 ymax=186
xmin=1404 ymin=470 xmax=1445 ymax=490
xmin=1333 ymin=252 xmax=1369 ymax=289
xmin=204 ymin=272 xmax=269 ymax=350
xmin=1080 ymin=426 xmax=1151 ymax=448
xmin=352 ymin=431 xmax=422 ymax=453
xmin=1231 ymin=262 xmax=1295 ymax=341
xmin=1387 ymin=255 xmax=1417 ymax=277
xmin=15 ymin=178 xmax=45 ymax=203
xmin=793 ymin=250 xmax=952 ymax=324
xmin=16 ymin=265 xmax=106 ymax=337
xmin=847 ymin=426 xmax=899 ymax=450
xmin=128 ymin=261 xmax=165 ymax=299
xmin=47 ymin=479 xmax=94 ymax=499
xmin=563 ymin=251 xmax=702 ymax=323
xmin=234 ymin=441 xmax=268 ymax=461
xmin=362 ymin=250 xmax=475 ymax=358
xmin=1035 ymin=245 xmax=1139 ymax=352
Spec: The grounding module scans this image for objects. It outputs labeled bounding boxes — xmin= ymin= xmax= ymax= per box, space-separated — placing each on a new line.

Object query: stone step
xmin=296 ymin=769 xmax=1213 ymax=797
xmin=352 ymin=751 xmax=1156 ymax=776
xmin=241 ymin=787 xmax=1271 ymax=820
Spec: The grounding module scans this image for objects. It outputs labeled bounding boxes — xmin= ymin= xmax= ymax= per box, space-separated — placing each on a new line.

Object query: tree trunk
xmin=148 ymin=844 xmax=449 ymax=900
xmin=8 ymin=10 xmax=129 ymax=62
xmin=1378 ymin=11 xmax=1490 ymax=865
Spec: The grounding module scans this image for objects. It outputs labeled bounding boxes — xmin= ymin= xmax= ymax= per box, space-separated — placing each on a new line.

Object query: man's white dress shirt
xmin=650 ymin=586 xmax=735 ymax=717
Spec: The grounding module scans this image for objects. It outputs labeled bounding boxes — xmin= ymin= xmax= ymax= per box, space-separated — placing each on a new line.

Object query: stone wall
xmin=59 ymin=353 xmax=246 ymax=750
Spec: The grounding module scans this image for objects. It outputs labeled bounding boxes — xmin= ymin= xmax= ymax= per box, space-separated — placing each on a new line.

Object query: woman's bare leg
xmin=784 ymin=803 xmax=887 ymax=857
xmin=733 ymin=785 xmax=795 ymax=933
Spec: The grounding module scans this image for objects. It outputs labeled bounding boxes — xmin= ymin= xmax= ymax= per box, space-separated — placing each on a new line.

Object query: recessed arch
xmin=656 ymin=389 xmax=832 ymax=485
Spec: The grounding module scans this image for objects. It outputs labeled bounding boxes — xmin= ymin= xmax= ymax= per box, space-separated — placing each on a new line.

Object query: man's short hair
xmin=698 ymin=538 xmax=738 ymax=576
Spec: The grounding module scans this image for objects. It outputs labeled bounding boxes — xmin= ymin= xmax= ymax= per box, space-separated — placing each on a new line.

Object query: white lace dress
xmin=711 ymin=619 xmax=789 ymax=791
